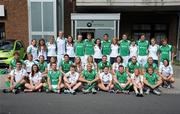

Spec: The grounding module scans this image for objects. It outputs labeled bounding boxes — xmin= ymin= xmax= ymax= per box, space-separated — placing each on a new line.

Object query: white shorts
xmin=138 ymin=55 xmax=147 ymax=67
xmin=122 ymin=56 xmax=129 ymax=66
xmin=57 ymin=54 xmax=64 ymax=67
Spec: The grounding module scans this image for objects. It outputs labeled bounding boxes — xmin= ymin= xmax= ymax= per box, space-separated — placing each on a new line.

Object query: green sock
xmin=5 ymin=81 xmax=10 ymax=87
xmin=15 ymin=83 xmax=21 ymax=89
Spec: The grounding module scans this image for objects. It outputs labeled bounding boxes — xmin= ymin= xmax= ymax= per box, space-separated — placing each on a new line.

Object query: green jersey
xmin=84 ymin=39 xmax=94 ymax=55
xmin=144 ymin=63 xmax=158 ymax=72
xmin=82 ymin=69 xmax=97 ymax=81
xmin=126 ymin=61 xmax=140 ymax=74
xmin=137 ymin=40 xmax=149 ymax=56
xmin=116 ymin=71 xmax=129 ymax=83
xmin=38 ymin=62 xmax=48 ymax=73
xmin=74 ymin=41 xmax=84 ymax=56
xmin=9 ymin=59 xmax=24 ymax=69
xmin=98 ymin=61 xmax=111 ymax=70
xmin=60 ymin=60 xmax=73 ymax=73
xmin=159 ymin=44 xmax=173 ymax=62
xmin=101 ymin=40 xmax=111 ymax=55
xmin=144 ymin=72 xmax=159 ymax=85
xmin=119 ymin=40 xmax=130 ymax=56
xmin=48 ymin=70 xmax=62 ymax=85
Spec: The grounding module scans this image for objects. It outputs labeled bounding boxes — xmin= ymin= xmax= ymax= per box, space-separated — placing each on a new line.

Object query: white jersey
xmin=65 ymin=71 xmax=79 ymax=84
xmin=131 ymin=73 xmax=143 ymax=84
xmin=47 ymin=42 xmax=57 ymax=57
xmin=29 ymin=72 xmax=42 ymax=84
xmin=148 ymin=44 xmax=159 ymax=60
xmin=129 ymin=45 xmax=138 ymax=58
xmin=10 ymin=69 xmax=27 ymax=82
xmin=99 ymin=72 xmax=112 ymax=84
xmin=159 ymin=64 xmax=173 ymax=77
xmin=112 ymin=62 xmax=125 ymax=72
xmin=27 ymin=45 xmax=38 ymax=60
xmin=110 ymin=44 xmax=119 ymax=57
xmin=38 ymin=48 xmax=47 ymax=60
xmin=24 ymin=60 xmax=37 ymax=73
xmin=56 ymin=37 xmax=66 ymax=55
xmin=66 ymin=43 xmax=75 ymax=57
xmin=94 ymin=45 xmax=102 ymax=59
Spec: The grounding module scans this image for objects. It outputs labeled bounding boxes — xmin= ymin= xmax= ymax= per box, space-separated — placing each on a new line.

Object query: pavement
xmin=0 ymin=92 xmax=180 ymax=114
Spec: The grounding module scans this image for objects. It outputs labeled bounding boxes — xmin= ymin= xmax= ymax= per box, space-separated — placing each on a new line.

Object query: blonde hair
xmin=112 ymin=37 xmax=118 ymax=45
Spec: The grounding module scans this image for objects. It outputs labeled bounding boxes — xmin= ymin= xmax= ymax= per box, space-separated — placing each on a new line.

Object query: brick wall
xmin=0 ymin=0 xmax=28 ymax=48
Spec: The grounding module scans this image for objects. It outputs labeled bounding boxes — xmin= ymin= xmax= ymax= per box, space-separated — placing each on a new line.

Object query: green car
xmin=0 ymin=39 xmax=26 ymax=67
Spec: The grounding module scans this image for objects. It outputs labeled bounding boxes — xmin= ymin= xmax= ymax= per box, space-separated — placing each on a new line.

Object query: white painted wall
xmin=76 ymin=0 xmax=180 ymax=6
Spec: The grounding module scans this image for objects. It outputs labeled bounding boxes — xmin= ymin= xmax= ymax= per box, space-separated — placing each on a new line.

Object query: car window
xmin=0 ymin=41 xmax=14 ymax=51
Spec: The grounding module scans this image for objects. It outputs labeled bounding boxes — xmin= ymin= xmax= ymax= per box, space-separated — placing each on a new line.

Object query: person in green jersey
xmin=137 ymin=34 xmax=149 ymax=67
xmin=9 ymin=51 xmax=24 ymax=71
xmin=158 ymin=38 xmax=174 ymax=65
xmin=63 ymin=65 xmax=81 ymax=95
xmin=3 ymin=61 xmax=27 ymax=94
xmin=119 ymin=34 xmax=131 ymax=66
xmin=113 ymin=65 xmax=131 ymax=94
xmin=38 ymin=55 xmax=48 ymax=74
xmin=59 ymin=54 xmax=73 ymax=76
xmin=84 ymin=33 xmax=94 ymax=63
xmin=101 ymin=34 xmax=111 ymax=62
xmin=6 ymin=52 xmax=25 ymax=89
xmin=143 ymin=57 xmax=158 ymax=75
xmin=98 ymin=55 xmax=111 ymax=73
xmin=47 ymin=62 xmax=64 ymax=93
xmin=74 ymin=35 xmax=85 ymax=64
xmin=144 ymin=67 xmax=162 ymax=95
xmin=126 ymin=56 xmax=140 ymax=77
xmin=79 ymin=64 xmax=99 ymax=94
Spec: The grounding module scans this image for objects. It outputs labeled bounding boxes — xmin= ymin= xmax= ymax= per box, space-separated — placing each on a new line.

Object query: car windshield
xmin=0 ymin=41 xmax=14 ymax=51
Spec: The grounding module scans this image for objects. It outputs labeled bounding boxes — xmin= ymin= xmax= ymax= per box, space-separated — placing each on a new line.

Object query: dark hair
xmin=163 ymin=59 xmax=169 ymax=66
xmin=67 ymin=35 xmax=74 ymax=45
xmin=13 ymin=51 xmax=20 ymax=56
xmin=87 ymin=33 xmax=92 ymax=36
xmin=104 ymin=66 xmax=109 ymax=69
xmin=39 ymin=55 xmax=45 ymax=59
xmin=31 ymin=64 xmax=39 ymax=77
xmin=95 ymin=38 xmax=101 ymax=48
xmin=50 ymin=62 xmax=57 ymax=67
xmin=116 ymin=56 xmax=123 ymax=63
xmin=16 ymin=60 xmax=22 ymax=64
xmin=102 ymin=55 xmax=107 ymax=58
xmin=38 ymin=38 xmax=47 ymax=51
xmin=64 ymin=54 xmax=69 ymax=58
xmin=103 ymin=33 xmax=109 ymax=37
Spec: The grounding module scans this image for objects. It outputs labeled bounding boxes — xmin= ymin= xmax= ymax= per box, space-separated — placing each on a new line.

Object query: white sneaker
xmin=145 ymin=88 xmax=150 ymax=95
xmin=153 ymin=89 xmax=161 ymax=95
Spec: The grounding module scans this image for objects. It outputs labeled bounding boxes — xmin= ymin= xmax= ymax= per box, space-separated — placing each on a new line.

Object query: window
xmin=132 ymin=24 xmax=168 ymax=44
xmin=0 ymin=23 xmax=5 ymax=40
xmin=28 ymin=0 xmax=62 ymax=44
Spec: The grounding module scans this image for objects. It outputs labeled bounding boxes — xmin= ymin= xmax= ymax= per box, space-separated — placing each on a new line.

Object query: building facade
xmin=0 ymin=0 xmax=180 ymax=59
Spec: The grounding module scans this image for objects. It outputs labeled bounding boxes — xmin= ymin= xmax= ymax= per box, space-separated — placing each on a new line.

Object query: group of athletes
xmin=2 ymin=31 xmax=175 ymax=97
